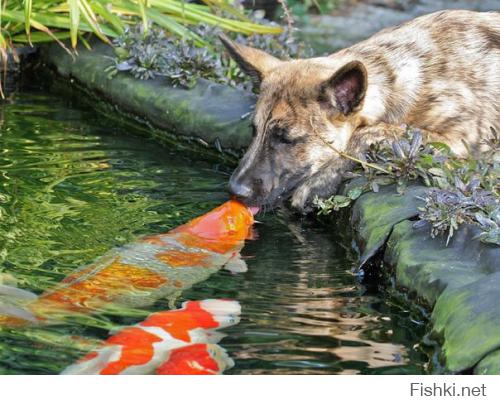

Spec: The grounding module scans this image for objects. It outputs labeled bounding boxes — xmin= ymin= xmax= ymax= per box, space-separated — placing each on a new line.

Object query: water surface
xmin=0 ymin=90 xmax=429 ymax=374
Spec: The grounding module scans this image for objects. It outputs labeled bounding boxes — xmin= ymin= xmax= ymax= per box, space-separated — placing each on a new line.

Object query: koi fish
xmin=156 ymin=343 xmax=233 ymax=375
xmin=62 ymin=299 xmax=240 ymax=375
xmin=0 ymin=201 xmax=255 ymax=326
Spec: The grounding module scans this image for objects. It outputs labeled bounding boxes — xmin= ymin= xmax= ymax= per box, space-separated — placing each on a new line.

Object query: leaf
xmin=332 ymin=195 xmax=352 ymax=209
xmin=138 ymin=0 xmax=149 ymax=34
xmin=68 ymin=0 xmax=79 ymax=48
xmin=428 ymin=167 xmax=447 ymax=177
xmin=428 ymin=142 xmax=452 ymax=154
xmin=78 ymin=0 xmax=111 ymax=44
xmin=24 ymin=0 xmax=33 ymax=43
xmin=347 ymin=187 xmax=363 ymax=200
xmin=90 ymin=1 xmax=124 ymax=35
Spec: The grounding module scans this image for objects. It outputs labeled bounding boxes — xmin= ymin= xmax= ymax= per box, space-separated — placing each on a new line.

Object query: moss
xmin=385 ymin=221 xmax=494 ymax=305
xmin=432 ymin=273 xmax=500 ymax=372
xmin=351 ymin=184 xmax=428 ymax=266
xmin=475 ymin=350 xmax=500 ymax=374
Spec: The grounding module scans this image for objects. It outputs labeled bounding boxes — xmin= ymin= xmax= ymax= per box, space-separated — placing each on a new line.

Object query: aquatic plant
xmin=107 ymin=15 xmax=311 ymax=89
xmin=315 ymin=127 xmax=500 ymax=245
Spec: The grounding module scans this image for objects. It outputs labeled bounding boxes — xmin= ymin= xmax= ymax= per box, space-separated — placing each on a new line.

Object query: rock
xmin=42 ymin=42 xmax=256 ymax=152
xmin=384 ymin=221 xmax=499 ymax=305
xmin=475 ymin=349 xmax=500 ymax=375
xmin=350 ymin=184 xmax=428 ymax=267
xmin=432 ymin=272 xmax=500 ymax=372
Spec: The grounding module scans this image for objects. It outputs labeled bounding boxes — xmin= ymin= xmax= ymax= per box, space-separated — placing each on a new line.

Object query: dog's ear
xmin=219 ymin=34 xmax=281 ymax=88
xmin=321 ymin=61 xmax=368 ymax=115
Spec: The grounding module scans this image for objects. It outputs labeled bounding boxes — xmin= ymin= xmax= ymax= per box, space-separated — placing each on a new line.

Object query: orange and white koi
xmin=62 ymin=299 xmax=240 ymax=375
xmin=0 ymin=201 xmax=255 ymax=326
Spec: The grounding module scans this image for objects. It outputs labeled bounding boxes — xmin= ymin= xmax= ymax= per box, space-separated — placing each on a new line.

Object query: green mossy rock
xmin=43 ymin=43 xmax=255 ymax=151
xmin=432 ymin=272 xmax=500 ymax=372
xmin=353 ymin=184 xmax=499 ymax=373
xmin=474 ymin=349 xmax=500 ymax=375
xmin=351 ymin=184 xmax=428 ymax=266
xmin=384 ymin=222 xmax=498 ymax=305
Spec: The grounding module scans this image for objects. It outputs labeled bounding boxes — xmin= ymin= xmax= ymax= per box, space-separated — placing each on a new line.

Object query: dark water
xmin=0 ymin=90 xmax=429 ymax=374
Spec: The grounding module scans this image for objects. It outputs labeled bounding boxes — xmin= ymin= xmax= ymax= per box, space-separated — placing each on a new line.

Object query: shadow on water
xmin=0 ymin=88 xmax=429 ymax=374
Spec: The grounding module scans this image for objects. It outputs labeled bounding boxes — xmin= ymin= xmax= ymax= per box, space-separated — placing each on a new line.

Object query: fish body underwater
xmin=62 ymin=299 xmax=240 ymax=375
xmin=0 ymin=200 xmax=255 ymax=326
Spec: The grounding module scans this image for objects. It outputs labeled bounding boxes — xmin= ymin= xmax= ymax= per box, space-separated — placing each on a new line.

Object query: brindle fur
xmin=221 ymin=10 xmax=500 ymax=211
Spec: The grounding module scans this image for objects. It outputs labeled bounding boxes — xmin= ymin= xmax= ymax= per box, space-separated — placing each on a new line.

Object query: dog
xmin=220 ymin=10 xmax=500 ymax=212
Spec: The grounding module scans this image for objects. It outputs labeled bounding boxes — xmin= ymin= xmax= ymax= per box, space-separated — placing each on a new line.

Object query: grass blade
xmin=68 ymin=0 xmax=79 ymax=48
xmin=138 ymin=0 xmax=148 ymax=34
xmin=3 ymin=9 xmax=72 ymax=54
xmin=89 ymin=1 xmax=124 ymax=35
xmin=12 ymin=30 xmax=72 ymax=43
xmin=24 ymin=0 xmax=33 ymax=44
xmin=78 ymin=0 xmax=111 ymax=44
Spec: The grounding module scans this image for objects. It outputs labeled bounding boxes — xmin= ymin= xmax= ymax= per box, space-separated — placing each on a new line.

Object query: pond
xmin=0 ymin=88 xmax=429 ymax=374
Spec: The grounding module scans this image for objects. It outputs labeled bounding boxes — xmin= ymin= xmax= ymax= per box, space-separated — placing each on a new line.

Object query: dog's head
xmin=221 ymin=36 xmax=368 ymax=212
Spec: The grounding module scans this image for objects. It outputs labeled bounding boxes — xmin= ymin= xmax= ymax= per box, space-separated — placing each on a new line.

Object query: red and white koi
xmin=156 ymin=343 xmax=233 ymax=375
xmin=62 ymin=299 xmax=240 ymax=375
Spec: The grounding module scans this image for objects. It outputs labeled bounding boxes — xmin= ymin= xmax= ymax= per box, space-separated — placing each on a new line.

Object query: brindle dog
xmin=220 ymin=10 xmax=500 ymax=212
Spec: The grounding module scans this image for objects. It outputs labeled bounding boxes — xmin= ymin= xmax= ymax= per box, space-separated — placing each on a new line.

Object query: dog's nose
xmin=228 ymin=177 xmax=252 ymax=199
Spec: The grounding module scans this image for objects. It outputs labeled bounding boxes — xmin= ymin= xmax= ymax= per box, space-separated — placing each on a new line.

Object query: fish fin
xmin=167 ymin=291 xmax=182 ymax=309
xmin=204 ymin=330 xmax=226 ymax=344
xmin=223 ymin=253 xmax=248 ymax=274
xmin=0 ymin=284 xmax=38 ymax=302
xmin=0 ymin=277 xmax=39 ymax=326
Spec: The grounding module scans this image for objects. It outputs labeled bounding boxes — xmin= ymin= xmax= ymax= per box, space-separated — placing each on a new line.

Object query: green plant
xmin=106 ymin=16 xmax=311 ymax=89
xmin=0 ymin=1 xmax=281 ymax=52
xmin=315 ymin=127 xmax=500 ymax=245
xmin=414 ymin=183 xmax=498 ymax=245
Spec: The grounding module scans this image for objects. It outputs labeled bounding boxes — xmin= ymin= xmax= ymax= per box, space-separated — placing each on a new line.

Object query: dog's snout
xmin=228 ymin=176 xmax=252 ymax=199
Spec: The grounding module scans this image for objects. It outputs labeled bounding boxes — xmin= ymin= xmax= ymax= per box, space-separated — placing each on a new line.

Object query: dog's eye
xmin=271 ymin=126 xmax=294 ymax=145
